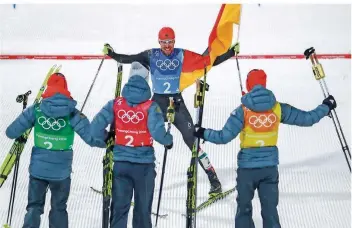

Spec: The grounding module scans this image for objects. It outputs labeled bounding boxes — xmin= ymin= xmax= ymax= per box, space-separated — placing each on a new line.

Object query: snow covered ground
xmin=0 ymin=4 xmax=350 ymax=228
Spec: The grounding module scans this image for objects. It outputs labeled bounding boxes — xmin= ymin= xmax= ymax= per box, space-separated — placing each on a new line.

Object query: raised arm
xmin=103 ymin=44 xmax=151 ymax=68
xmin=201 ymin=46 xmax=236 ymax=66
xmin=280 ymin=94 xmax=336 ymax=127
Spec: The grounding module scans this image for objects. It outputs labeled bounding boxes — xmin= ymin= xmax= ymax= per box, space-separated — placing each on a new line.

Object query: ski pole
xmin=234 ymin=43 xmax=244 ymax=95
xmin=304 ymin=47 xmax=351 ymax=172
xmin=155 ymin=97 xmax=175 ymax=227
xmin=234 ymin=5 xmax=244 ymax=96
xmin=81 ymin=56 xmax=105 ymax=111
xmin=4 ymin=91 xmax=32 ymax=228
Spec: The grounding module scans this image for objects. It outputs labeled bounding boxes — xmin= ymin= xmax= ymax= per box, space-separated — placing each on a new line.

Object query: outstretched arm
xmin=202 ymin=47 xmax=236 ymax=66
xmin=179 ymin=45 xmax=236 ymax=91
xmin=200 ymin=106 xmax=244 ymax=144
xmin=90 ymin=100 xmax=115 ymax=144
xmin=109 ymin=50 xmax=150 ymax=67
xmin=70 ymin=109 xmax=106 ymax=148
xmin=103 ymin=44 xmax=151 ymax=68
xmin=280 ymin=102 xmax=330 ymax=126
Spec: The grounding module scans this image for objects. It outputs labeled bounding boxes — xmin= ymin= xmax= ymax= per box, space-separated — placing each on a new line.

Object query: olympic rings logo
xmin=38 ymin=116 xmax=66 ymax=131
xmin=117 ymin=110 xmax=144 ymax=124
xmin=156 ymin=59 xmax=179 ymax=71
xmin=248 ymin=114 xmax=277 ymax=128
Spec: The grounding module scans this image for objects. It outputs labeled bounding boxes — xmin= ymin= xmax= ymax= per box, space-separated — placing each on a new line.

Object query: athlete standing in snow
xmin=194 ymin=69 xmax=337 ymax=228
xmin=90 ymin=62 xmax=173 ymax=228
xmin=102 ymin=27 xmax=238 ymax=196
xmin=5 ymin=73 xmax=106 ymax=228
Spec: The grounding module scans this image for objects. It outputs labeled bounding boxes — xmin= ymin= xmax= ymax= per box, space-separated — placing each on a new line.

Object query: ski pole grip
xmin=16 ymin=90 xmax=32 ymax=103
xmin=199 ymin=80 xmax=209 ymax=92
xmin=304 ymin=47 xmax=315 ymax=59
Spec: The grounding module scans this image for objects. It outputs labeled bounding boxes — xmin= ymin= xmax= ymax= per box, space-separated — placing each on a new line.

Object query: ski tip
xmin=153 ymin=214 xmax=168 ymax=218
xmin=55 ymin=65 xmax=62 ymax=73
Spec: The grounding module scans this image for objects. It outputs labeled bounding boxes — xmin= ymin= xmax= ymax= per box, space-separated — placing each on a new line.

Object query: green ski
xmin=102 ymin=62 xmax=123 ymax=228
xmin=182 ymin=187 xmax=236 ymax=217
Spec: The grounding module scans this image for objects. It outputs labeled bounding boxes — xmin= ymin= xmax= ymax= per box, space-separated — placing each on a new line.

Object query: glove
xmin=165 ymin=142 xmax=173 ymax=150
xmin=15 ymin=135 xmax=27 ymax=144
xmin=193 ymin=125 xmax=205 ymax=139
xmin=230 ymin=42 xmax=240 ymax=55
xmin=322 ymin=95 xmax=337 ymax=112
xmin=102 ymin=43 xmax=114 ymax=56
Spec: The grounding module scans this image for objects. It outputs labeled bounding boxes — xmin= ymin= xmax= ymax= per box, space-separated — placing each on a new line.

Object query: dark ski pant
xmin=110 ymin=161 xmax=156 ymax=228
xmin=152 ymin=93 xmax=195 ymax=150
xmin=23 ymin=176 xmax=71 ymax=228
xmin=151 ymin=93 xmax=215 ymax=173
xmin=235 ymin=166 xmax=281 ymax=228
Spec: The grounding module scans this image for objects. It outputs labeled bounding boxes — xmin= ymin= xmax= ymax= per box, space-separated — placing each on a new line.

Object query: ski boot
xmin=198 ymin=148 xmax=222 ymax=197
xmin=207 ymin=169 xmax=222 ymax=198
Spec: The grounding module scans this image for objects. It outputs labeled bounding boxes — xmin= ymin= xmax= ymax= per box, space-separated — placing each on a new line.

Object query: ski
xmin=90 ymin=187 xmax=169 ymax=218
xmin=186 ymin=68 xmax=209 ymax=228
xmin=152 ymin=212 xmax=168 ymax=219
xmin=102 ymin=63 xmax=123 ymax=228
xmin=182 ymin=187 xmax=236 ymax=217
xmin=0 ymin=64 xmax=61 ymax=188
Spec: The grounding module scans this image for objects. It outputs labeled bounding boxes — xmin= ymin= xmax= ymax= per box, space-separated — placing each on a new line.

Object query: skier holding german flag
xmin=102 ymin=4 xmax=241 ymax=197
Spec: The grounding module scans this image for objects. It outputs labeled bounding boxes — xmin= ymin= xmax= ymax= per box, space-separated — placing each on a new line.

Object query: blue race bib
xmin=150 ymin=48 xmax=184 ymax=94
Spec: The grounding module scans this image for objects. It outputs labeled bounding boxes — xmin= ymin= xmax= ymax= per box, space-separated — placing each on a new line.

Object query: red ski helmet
xmin=42 ymin=73 xmax=71 ymax=99
xmin=158 ymin=27 xmax=175 ymax=40
xmin=246 ymin=69 xmax=267 ymax=92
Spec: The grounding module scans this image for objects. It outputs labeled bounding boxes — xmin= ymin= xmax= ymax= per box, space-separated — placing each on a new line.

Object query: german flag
xmin=179 ymin=4 xmax=242 ymax=91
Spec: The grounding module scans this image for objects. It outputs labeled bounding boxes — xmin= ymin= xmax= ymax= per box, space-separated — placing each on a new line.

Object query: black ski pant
xmin=151 ymin=93 xmax=215 ymax=173
xmin=152 ymin=93 xmax=195 ymax=150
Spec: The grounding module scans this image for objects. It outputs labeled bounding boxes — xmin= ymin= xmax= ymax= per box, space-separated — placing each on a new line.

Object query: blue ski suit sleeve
xmin=280 ymin=103 xmax=330 ymax=126
xmin=5 ymin=105 xmax=36 ymax=139
xmin=203 ymin=103 xmax=329 ymax=144
xmin=147 ymin=102 xmax=173 ymax=146
xmin=90 ymin=100 xmax=114 ymax=142
xmin=70 ymin=109 xmax=106 ymax=148
xmin=204 ymin=106 xmax=244 ymax=144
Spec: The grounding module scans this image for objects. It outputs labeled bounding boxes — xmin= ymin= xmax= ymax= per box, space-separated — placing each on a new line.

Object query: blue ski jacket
xmin=90 ymin=74 xmax=173 ymax=164
xmin=203 ymin=85 xmax=330 ymax=168
xmin=6 ymin=93 xmax=106 ymax=181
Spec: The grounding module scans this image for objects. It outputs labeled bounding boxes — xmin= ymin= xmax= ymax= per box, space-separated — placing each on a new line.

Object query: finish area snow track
xmin=0 ymin=4 xmax=350 ymax=228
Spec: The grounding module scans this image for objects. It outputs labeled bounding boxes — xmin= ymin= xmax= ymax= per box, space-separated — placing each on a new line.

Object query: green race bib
xmin=34 ymin=105 xmax=74 ymax=150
